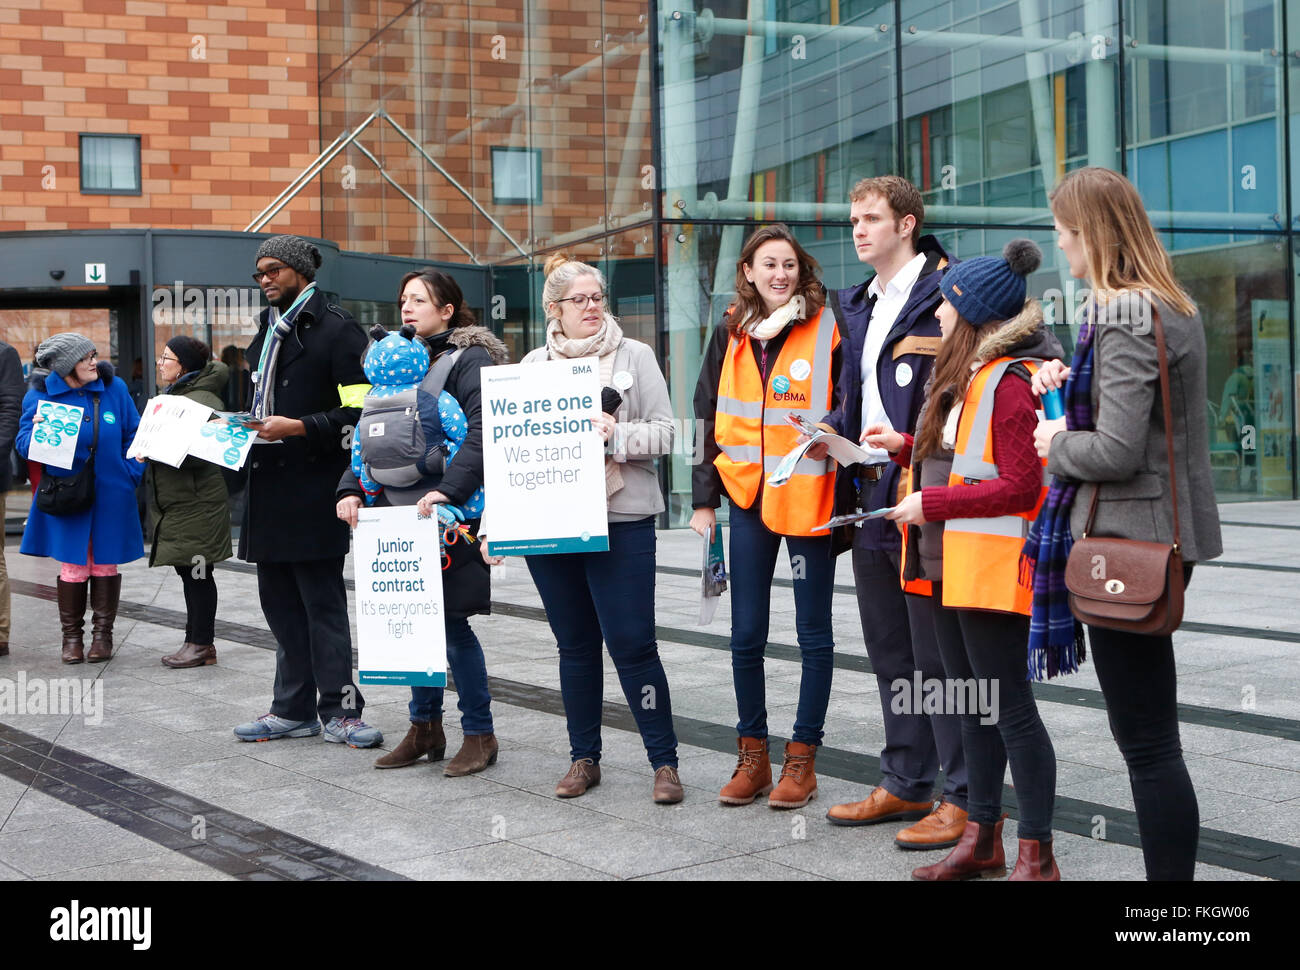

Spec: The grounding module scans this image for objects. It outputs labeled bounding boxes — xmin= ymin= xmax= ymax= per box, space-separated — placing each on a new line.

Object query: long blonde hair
xmin=1049 ymin=167 xmax=1195 ymax=317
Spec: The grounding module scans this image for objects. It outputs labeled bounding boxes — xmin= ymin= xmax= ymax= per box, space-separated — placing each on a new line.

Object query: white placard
xmin=354 ymin=506 xmax=447 ymax=687
xmin=127 ymin=395 xmax=214 ymax=468
xmin=28 ymin=400 xmax=84 ymax=470
xmin=480 ymin=357 xmax=609 ymax=555
xmin=188 ymin=416 xmax=257 ymax=471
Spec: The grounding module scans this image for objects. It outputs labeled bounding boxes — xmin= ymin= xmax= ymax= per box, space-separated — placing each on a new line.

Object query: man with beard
xmin=233 ymin=235 xmax=381 ymax=748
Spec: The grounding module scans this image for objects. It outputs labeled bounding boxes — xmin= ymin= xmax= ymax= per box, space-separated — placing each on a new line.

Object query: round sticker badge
xmin=789 ymin=359 xmax=811 ymax=381
xmin=772 ymin=375 xmax=791 ymax=394
xmin=895 ymin=362 xmax=914 ymax=388
xmin=103 ymin=411 xmax=116 ymax=424
xmin=612 ymin=370 xmax=634 ymax=391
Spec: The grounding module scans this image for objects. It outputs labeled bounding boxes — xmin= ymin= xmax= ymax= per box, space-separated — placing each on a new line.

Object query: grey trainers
xmin=323 ymin=716 xmax=384 ymax=748
xmin=233 ymin=714 xmax=321 ymax=742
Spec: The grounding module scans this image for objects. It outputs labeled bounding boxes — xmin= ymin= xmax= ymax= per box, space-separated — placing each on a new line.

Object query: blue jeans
xmin=408 ymin=614 xmax=494 ymax=734
xmin=526 ymin=517 xmax=678 ymax=769
xmin=728 ymin=501 xmax=836 ymax=746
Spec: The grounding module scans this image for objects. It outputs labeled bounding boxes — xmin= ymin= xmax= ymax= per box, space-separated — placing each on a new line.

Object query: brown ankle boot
xmin=769 ymin=741 xmax=817 ymax=809
xmin=161 ymin=642 xmax=217 ymax=668
xmin=443 ymin=733 xmax=498 ymax=776
xmin=87 ymin=574 xmax=122 ymax=662
xmin=718 ymin=736 xmax=772 ymax=805
xmin=1009 ymin=838 xmax=1061 ymax=881
xmin=912 ymin=817 xmax=1008 ymax=881
xmin=57 ymin=578 xmax=88 ymax=664
xmin=374 ymin=720 xmax=446 ymax=769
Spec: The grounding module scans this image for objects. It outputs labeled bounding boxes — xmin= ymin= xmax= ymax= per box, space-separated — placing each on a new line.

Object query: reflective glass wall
xmin=320 ymin=1 xmax=1298 ymax=522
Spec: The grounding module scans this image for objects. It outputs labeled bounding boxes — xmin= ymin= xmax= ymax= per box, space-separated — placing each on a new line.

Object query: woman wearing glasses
xmin=482 ymin=253 xmax=682 ymax=803
xmin=18 ymin=333 xmax=144 ymax=663
xmin=141 ymin=337 xmax=232 ymax=668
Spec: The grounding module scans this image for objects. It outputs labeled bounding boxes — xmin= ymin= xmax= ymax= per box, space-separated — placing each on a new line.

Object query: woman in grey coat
xmin=1032 ymin=167 xmax=1222 ymax=880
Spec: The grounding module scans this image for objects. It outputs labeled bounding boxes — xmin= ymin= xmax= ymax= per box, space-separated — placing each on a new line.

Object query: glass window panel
xmin=79 ymin=135 xmax=140 ymax=194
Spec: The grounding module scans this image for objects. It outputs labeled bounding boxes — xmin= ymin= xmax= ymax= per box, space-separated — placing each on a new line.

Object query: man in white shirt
xmin=817 ymin=176 xmax=969 ymax=850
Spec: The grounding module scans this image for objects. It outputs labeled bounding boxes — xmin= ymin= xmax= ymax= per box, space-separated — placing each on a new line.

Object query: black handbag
xmin=35 ymin=394 xmax=100 ymax=516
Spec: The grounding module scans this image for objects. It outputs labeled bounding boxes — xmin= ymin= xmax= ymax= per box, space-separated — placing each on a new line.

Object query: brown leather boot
xmin=1009 ymin=838 xmax=1061 ymax=881
xmin=443 ymin=733 xmax=498 ymax=776
xmin=87 ymin=574 xmax=122 ymax=662
xmin=912 ymin=817 xmax=1008 ymax=881
xmin=718 ymin=736 xmax=772 ymax=805
xmin=57 ymin=578 xmax=88 ymax=664
xmin=652 ymin=766 xmax=684 ymax=804
xmin=374 ymin=720 xmax=446 ymax=769
xmin=555 ymin=758 xmax=600 ymax=797
xmin=161 ymin=642 xmax=217 ymax=668
xmin=769 ymin=741 xmax=818 ymax=809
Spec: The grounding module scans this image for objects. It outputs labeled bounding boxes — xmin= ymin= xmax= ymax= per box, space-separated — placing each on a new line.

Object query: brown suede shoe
xmin=826 ymin=785 xmax=933 ymax=826
xmin=555 ymin=758 xmax=600 ymax=798
xmin=912 ymin=818 xmax=1008 ymax=881
xmin=443 ymin=733 xmax=498 ymax=776
xmin=718 ymin=736 xmax=772 ymax=805
xmin=374 ymin=720 xmax=446 ymax=769
xmin=57 ymin=578 xmax=88 ymax=664
xmin=768 ymin=741 xmax=817 ymax=809
xmin=1009 ymin=838 xmax=1061 ymax=881
xmin=161 ymin=642 xmax=217 ymax=669
xmin=653 ymin=766 xmax=683 ymax=804
xmin=895 ymin=800 xmax=969 ymax=850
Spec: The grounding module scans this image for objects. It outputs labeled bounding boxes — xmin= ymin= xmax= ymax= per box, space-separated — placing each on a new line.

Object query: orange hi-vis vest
xmin=714 ymin=305 xmax=840 ymax=536
xmin=896 ymin=463 xmax=934 ymax=597
xmin=941 ymin=356 xmax=1049 ymax=616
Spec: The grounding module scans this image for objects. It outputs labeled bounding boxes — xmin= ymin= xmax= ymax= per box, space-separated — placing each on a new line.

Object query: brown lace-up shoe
xmin=555 ymin=758 xmax=600 ymax=798
xmin=374 ymin=720 xmax=446 ymax=768
xmin=653 ymin=766 xmax=684 ymax=804
xmin=826 ymin=785 xmax=933 ymax=826
xmin=443 ymin=733 xmax=498 ymax=776
xmin=768 ymin=741 xmax=817 ymax=809
xmin=895 ymin=801 xmax=969 ymax=850
xmin=912 ymin=817 xmax=1008 ymax=881
xmin=1009 ymin=838 xmax=1061 ymax=881
xmin=718 ymin=736 xmax=772 ymax=805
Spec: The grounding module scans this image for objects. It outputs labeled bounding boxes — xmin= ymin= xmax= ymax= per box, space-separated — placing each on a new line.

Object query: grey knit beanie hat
xmin=254 ymin=235 xmax=323 ymax=280
xmin=35 ymin=332 xmax=97 ymax=377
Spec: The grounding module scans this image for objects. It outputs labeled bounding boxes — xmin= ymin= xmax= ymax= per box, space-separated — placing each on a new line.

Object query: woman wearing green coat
xmin=145 ymin=337 xmax=232 ymax=668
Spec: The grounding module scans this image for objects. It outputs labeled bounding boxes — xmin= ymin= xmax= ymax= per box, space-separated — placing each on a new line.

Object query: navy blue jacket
xmin=822 ymin=235 xmax=951 ymax=552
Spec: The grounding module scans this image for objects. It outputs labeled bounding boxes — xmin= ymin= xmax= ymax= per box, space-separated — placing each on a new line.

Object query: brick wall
xmin=0 ymin=0 xmax=321 ymax=235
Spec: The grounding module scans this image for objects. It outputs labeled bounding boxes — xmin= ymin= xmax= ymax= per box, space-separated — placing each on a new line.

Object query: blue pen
xmin=1041 ymin=387 xmax=1064 ymax=420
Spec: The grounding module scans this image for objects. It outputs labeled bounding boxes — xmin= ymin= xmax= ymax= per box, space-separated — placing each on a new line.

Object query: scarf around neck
xmin=744 ymin=294 xmax=806 ymax=340
xmin=251 ymin=282 xmax=315 ymax=420
xmin=546 ymin=313 xmax=623 ymax=362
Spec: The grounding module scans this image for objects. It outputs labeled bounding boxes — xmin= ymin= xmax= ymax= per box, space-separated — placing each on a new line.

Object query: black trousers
xmin=173 ymin=565 xmax=217 ymax=645
xmin=258 ymin=556 xmax=363 ymax=723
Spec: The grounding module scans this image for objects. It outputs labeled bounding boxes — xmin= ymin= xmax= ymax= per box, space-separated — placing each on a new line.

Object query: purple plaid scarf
xmin=1021 ymin=313 xmax=1095 ymax=680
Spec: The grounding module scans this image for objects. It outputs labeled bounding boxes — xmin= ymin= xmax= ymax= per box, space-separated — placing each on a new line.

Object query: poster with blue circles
xmin=187 ymin=413 xmax=258 ymax=471
xmin=29 ymin=400 xmax=84 ymax=470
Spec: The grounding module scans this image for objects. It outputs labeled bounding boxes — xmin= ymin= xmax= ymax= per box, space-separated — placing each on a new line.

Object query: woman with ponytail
xmin=337 ymin=269 xmax=509 ymax=778
xmin=873 ymin=240 xmax=1065 ymax=881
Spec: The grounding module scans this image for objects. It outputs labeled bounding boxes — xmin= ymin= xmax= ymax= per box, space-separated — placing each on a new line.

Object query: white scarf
xmin=743 ymin=294 xmax=806 ymax=340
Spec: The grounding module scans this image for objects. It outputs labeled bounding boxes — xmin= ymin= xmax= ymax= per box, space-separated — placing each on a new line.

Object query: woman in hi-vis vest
xmin=691 ymin=224 xmax=842 ymax=811
xmin=872 ymin=240 xmax=1062 ymax=881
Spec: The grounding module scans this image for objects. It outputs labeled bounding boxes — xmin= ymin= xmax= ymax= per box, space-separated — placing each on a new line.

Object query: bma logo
xmin=571 ymin=364 xmax=592 ymax=374
xmin=773 ymin=392 xmax=807 ymax=403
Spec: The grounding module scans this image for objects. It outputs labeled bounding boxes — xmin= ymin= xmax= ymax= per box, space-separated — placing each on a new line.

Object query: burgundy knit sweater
xmin=892 ymin=375 xmax=1043 ymax=521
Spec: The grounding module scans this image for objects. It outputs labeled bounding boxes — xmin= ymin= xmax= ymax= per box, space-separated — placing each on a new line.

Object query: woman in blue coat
xmin=17 ymin=333 xmax=144 ymax=663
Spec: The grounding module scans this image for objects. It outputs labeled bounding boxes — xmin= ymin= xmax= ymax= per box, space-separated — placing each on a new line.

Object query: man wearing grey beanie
xmin=233 ymin=236 xmax=381 ymax=748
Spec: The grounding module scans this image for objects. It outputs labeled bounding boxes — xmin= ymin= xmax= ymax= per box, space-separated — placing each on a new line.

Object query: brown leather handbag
xmin=1064 ymin=306 xmax=1185 ymax=635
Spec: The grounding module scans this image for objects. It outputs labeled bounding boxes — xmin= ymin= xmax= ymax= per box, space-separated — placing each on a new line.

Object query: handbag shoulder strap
xmin=1080 ymin=300 xmax=1180 ymax=551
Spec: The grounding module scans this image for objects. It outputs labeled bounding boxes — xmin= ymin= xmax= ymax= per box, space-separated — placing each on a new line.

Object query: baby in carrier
xmin=351 ymin=323 xmax=483 ymax=539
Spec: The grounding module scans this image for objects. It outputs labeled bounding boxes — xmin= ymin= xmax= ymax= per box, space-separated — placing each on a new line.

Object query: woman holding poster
xmin=691 ymin=224 xmax=841 ymax=811
xmin=338 ymin=269 xmax=509 ymax=777
xmin=142 ymin=337 xmax=232 ymax=669
xmin=17 ymin=333 xmax=144 ymax=663
xmin=484 ymin=253 xmax=683 ymax=804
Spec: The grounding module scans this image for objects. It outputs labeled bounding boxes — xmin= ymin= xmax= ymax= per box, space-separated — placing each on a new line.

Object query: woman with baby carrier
xmin=870 ymin=240 xmax=1064 ymax=880
xmin=337 ymin=269 xmax=509 ymax=776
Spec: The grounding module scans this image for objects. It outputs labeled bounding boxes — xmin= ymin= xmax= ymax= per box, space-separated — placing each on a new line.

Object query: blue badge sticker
xmin=772 ymin=375 xmax=790 ymax=394
xmin=103 ymin=411 xmax=116 ymax=424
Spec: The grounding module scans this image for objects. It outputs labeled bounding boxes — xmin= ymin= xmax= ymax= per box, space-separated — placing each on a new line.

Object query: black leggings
xmin=174 ymin=565 xmax=218 ymax=645
xmin=1088 ymin=623 xmax=1198 ymax=880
